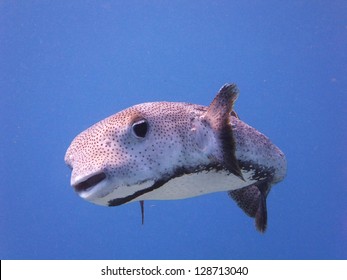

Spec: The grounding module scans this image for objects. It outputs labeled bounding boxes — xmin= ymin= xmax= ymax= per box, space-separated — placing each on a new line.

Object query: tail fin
xmin=228 ymin=181 xmax=271 ymax=233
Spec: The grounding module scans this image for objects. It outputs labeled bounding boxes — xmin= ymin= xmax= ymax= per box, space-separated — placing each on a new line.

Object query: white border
xmin=1 ymin=260 xmax=347 ymax=280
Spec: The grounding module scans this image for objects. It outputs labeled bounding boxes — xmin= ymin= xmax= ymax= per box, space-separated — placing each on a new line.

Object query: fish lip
xmin=73 ymin=172 xmax=107 ymax=193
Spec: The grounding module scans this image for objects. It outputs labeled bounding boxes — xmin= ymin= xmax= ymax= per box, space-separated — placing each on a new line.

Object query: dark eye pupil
xmin=132 ymin=120 xmax=148 ymax=138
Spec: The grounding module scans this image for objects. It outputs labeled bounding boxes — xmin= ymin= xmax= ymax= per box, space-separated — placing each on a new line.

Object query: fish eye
xmin=132 ymin=119 xmax=148 ymax=138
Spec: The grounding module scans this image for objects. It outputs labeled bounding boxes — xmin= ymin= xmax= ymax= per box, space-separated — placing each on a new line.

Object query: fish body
xmin=65 ymin=84 xmax=286 ymax=232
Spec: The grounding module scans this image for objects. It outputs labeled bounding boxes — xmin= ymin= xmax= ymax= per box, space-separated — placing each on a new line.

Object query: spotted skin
xmin=66 ymin=102 xmax=216 ymax=189
xmin=65 ymin=84 xmax=287 ymax=232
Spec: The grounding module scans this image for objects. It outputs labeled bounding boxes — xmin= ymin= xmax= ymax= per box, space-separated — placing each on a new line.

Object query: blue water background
xmin=1 ymin=1 xmax=346 ymax=259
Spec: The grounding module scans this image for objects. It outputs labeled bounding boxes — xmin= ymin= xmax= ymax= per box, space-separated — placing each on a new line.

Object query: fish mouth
xmin=73 ymin=172 xmax=107 ymax=193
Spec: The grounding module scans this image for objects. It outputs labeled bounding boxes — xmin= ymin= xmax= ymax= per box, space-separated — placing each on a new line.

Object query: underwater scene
xmin=1 ymin=1 xmax=346 ymax=259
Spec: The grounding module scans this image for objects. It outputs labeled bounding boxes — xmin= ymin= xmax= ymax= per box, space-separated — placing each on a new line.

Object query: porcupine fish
xmin=65 ymin=84 xmax=287 ymax=232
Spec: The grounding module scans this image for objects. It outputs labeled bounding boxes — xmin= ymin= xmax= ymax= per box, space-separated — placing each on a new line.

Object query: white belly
xmin=135 ymin=169 xmax=256 ymax=201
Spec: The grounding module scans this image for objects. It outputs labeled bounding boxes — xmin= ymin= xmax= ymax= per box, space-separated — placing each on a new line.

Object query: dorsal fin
xmin=230 ymin=110 xmax=239 ymax=119
xmin=204 ymin=84 xmax=243 ymax=180
xmin=206 ymin=84 xmax=239 ymax=121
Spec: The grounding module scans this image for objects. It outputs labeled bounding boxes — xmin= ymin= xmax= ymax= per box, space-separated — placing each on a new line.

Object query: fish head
xmin=65 ymin=101 xmax=226 ymax=206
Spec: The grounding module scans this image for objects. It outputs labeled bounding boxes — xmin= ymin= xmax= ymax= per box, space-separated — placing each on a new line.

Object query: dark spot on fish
xmin=239 ymin=160 xmax=275 ymax=181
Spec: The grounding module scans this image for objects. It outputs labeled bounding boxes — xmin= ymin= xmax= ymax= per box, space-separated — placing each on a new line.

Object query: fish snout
xmin=72 ymin=172 xmax=107 ymax=193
